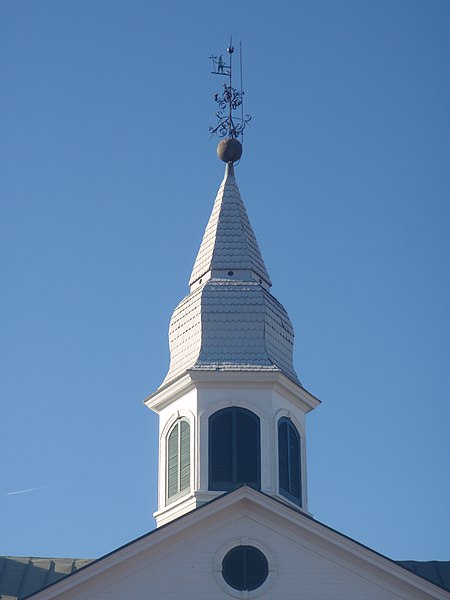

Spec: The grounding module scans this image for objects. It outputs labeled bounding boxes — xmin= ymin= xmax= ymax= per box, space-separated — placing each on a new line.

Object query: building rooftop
xmin=396 ymin=560 xmax=450 ymax=594
xmin=0 ymin=556 xmax=91 ymax=600
xmin=2 ymin=541 xmax=449 ymax=598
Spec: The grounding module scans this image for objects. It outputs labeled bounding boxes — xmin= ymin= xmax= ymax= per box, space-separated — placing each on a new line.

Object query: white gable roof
xmin=27 ymin=488 xmax=450 ymax=600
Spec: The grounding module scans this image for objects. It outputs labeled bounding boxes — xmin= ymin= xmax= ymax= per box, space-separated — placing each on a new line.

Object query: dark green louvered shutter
xmin=209 ymin=407 xmax=260 ymax=491
xmin=289 ymin=424 xmax=300 ymax=499
xmin=222 ymin=546 xmax=268 ymax=591
xmin=179 ymin=419 xmax=190 ymax=492
xmin=167 ymin=418 xmax=190 ymax=502
xmin=278 ymin=419 xmax=289 ymax=492
xmin=167 ymin=424 xmax=179 ymax=499
xmin=278 ymin=418 xmax=301 ymax=505
xmin=209 ymin=410 xmax=233 ymax=486
xmin=236 ymin=410 xmax=259 ymax=486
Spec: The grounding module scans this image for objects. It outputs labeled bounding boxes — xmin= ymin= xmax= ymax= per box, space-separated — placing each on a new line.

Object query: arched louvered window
xmin=209 ymin=407 xmax=260 ymax=491
xmin=167 ymin=418 xmax=190 ymax=503
xmin=278 ymin=418 xmax=302 ymax=505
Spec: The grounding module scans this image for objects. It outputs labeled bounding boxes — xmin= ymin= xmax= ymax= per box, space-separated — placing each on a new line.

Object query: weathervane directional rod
xmin=209 ymin=38 xmax=251 ymax=141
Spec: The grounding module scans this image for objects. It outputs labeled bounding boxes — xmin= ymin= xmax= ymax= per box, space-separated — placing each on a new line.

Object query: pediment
xmin=28 ymin=487 xmax=449 ymax=599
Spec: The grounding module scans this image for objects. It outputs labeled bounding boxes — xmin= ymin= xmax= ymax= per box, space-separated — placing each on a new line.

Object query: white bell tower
xmin=145 ymin=139 xmax=320 ymax=528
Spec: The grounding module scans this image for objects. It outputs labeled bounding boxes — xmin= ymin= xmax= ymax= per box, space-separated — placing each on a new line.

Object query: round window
xmin=222 ymin=545 xmax=269 ymax=591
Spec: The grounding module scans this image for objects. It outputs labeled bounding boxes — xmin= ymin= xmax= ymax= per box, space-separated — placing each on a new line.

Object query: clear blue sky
xmin=1 ymin=0 xmax=449 ymax=562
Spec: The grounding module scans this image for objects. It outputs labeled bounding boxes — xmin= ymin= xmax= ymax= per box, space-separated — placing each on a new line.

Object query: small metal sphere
xmin=217 ymin=138 xmax=242 ymax=163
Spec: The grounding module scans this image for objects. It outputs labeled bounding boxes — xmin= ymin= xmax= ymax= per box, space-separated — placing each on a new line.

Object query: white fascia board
xmin=272 ymin=373 xmax=321 ymax=413
xmin=188 ymin=370 xmax=321 ymax=413
xmin=144 ymin=370 xmax=320 ymax=414
xmin=143 ymin=373 xmax=195 ymax=413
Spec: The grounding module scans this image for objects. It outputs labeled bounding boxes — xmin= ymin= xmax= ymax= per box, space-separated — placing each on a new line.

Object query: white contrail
xmin=6 ymin=485 xmax=51 ymax=496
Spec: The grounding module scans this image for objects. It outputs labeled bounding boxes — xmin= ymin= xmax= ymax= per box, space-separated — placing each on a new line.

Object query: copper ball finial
xmin=217 ymin=138 xmax=242 ymax=163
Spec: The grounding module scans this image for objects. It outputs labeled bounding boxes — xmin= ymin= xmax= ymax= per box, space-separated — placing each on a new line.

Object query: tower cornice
xmin=144 ymin=370 xmax=320 ymax=415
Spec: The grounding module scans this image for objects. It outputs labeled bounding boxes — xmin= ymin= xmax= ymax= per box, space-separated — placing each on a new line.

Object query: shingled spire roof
xmin=158 ymin=151 xmax=301 ymax=390
xmin=189 ymin=164 xmax=272 ymax=289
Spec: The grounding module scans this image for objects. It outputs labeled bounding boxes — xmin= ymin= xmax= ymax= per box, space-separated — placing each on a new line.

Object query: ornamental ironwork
xmin=209 ymin=40 xmax=251 ymax=140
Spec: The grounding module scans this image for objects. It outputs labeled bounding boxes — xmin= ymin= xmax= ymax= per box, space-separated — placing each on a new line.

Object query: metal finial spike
xmin=209 ymin=39 xmax=252 ymax=151
xmin=227 ymin=35 xmax=234 ymax=54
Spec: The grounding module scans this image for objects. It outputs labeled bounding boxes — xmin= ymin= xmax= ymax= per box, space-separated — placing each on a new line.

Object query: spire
xmin=193 ymin=40 xmax=266 ymax=289
xmin=160 ymin=153 xmax=300 ymax=389
xmin=157 ymin=42 xmax=300 ymax=390
xmin=189 ymin=162 xmax=272 ymax=289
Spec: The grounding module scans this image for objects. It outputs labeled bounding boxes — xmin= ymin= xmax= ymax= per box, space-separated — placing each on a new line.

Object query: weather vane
xmin=209 ymin=38 xmax=251 ymax=141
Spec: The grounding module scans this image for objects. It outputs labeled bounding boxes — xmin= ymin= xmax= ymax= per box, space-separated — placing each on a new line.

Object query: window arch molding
xmin=202 ymin=400 xmax=267 ymax=468
xmin=276 ymin=412 xmax=304 ymax=507
xmin=201 ymin=398 xmax=266 ymax=423
xmin=208 ymin=405 xmax=261 ymax=492
xmin=273 ymin=409 xmax=305 ymax=443
xmin=160 ymin=410 xmax=195 ymax=506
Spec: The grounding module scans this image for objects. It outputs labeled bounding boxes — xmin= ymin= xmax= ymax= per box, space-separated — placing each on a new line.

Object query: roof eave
xmin=144 ymin=369 xmax=320 ymax=414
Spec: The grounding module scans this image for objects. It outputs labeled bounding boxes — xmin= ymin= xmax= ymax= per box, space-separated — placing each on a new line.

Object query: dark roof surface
xmin=396 ymin=560 xmax=450 ymax=593
xmin=0 ymin=556 xmax=92 ymax=600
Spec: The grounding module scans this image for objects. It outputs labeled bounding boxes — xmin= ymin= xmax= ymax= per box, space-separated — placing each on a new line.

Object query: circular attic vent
xmin=222 ymin=545 xmax=269 ymax=592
